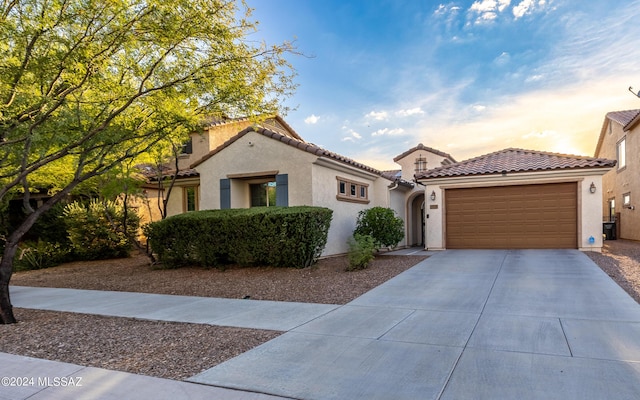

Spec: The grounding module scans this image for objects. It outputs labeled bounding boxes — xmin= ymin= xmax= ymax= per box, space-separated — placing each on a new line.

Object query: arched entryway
xmin=407 ymin=192 xmax=425 ymax=247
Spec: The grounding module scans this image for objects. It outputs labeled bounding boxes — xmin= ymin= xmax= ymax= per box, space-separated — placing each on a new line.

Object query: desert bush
xmin=145 ymin=206 xmax=333 ymax=269
xmin=346 ymin=234 xmax=376 ymax=271
xmin=354 ymin=206 xmax=404 ymax=248
xmin=13 ymin=240 xmax=72 ymax=271
xmin=63 ymin=199 xmax=140 ymax=260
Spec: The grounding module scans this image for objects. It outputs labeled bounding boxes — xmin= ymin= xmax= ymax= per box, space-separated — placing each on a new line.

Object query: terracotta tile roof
xmin=595 ymin=109 xmax=640 ymax=156
xmin=393 ymin=143 xmax=456 ymax=163
xmin=380 ymin=170 xmax=414 ymax=187
xmin=416 ymin=148 xmax=616 ymax=180
xmin=192 ymin=127 xmax=395 ymax=180
xmin=202 ymin=115 xmax=304 ymax=141
xmin=606 ymin=109 xmax=640 ymax=130
xmin=141 ymin=166 xmax=199 ymax=181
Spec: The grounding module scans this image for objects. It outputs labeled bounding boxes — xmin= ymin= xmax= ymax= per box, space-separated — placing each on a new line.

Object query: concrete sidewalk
xmin=10 ymin=286 xmax=339 ymax=331
xmin=189 ymin=250 xmax=640 ymax=400
xmin=0 ymin=352 xmax=289 ymax=400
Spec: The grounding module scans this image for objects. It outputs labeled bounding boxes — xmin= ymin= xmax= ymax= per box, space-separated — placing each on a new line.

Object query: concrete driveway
xmin=189 ymin=250 xmax=640 ymax=400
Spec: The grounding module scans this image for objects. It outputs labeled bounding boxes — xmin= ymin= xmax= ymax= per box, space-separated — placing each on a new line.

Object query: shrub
xmin=144 ymin=206 xmax=333 ymax=269
xmin=13 ymin=240 xmax=72 ymax=271
xmin=63 ymin=199 xmax=140 ymax=260
xmin=354 ymin=207 xmax=404 ymax=248
xmin=28 ymin=202 xmax=71 ymax=247
xmin=346 ymin=234 xmax=376 ymax=271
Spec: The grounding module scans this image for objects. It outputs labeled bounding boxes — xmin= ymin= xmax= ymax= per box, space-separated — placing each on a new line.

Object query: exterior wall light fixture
xmin=430 ymin=190 xmax=436 ymax=201
xmin=589 ymin=182 xmax=596 ymax=194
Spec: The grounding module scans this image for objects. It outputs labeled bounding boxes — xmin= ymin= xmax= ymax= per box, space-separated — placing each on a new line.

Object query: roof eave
xmin=417 ymin=165 xmax=616 ymax=183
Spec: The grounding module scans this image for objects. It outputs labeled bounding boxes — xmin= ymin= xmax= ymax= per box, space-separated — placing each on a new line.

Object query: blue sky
xmin=248 ymin=0 xmax=640 ymax=170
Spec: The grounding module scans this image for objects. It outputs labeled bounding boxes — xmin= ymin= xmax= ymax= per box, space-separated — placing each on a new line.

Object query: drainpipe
xmin=387 ymin=181 xmax=399 ymax=206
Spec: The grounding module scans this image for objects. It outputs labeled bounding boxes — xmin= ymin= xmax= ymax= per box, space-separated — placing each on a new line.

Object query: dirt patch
xmin=0 ymin=308 xmax=280 ymax=380
xmin=11 ymin=253 xmax=427 ymax=304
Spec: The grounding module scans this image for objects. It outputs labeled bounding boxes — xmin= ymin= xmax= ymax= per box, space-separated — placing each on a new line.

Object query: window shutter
xmin=220 ymin=179 xmax=231 ymax=209
xmin=181 ymin=139 xmax=193 ymax=154
xmin=276 ymin=174 xmax=289 ymax=206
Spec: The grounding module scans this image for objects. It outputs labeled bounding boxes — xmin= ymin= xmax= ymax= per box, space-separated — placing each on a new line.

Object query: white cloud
xmin=470 ymin=0 xmax=498 ymax=13
xmin=498 ymin=0 xmax=511 ymax=12
xmin=304 ymin=114 xmax=320 ymax=124
xmin=342 ymin=127 xmax=362 ymax=141
xmin=525 ymin=74 xmax=544 ymax=82
xmin=434 ymin=3 xmax=462 ymax=17
xmin=493 ymin=51 xmax=511 ymax=66
xmin=396 ymin=107 xmax=424 ymax=117
xmin=472 ymin=104 xmax=487 ymax=112
xmin=372 ymin=127 xmax=405 ymax=137
xmin=512 ymin=0 xmax=547 ymax=19
xmin=366 ymin=110 xmax=389 ymax=121
xmin=468 ymin=0 xmax=511 ymax=23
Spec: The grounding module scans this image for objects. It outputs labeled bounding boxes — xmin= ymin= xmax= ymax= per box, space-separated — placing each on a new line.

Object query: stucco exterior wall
xmin=310 ymin=161 xmax=394 ymax=255
xmin=597 ymin=119 xmax=640 ymax=240
xmin=177 ymin=132 xmax=210 ymax=171
xmin=396 ymin=151 xmax=450 ymax=180
xmin=197 ymin=131 xmax=315 ymax=210
xmin=388 ymin=186 xmax=410 ymax=248
xmin=423 ymin=170 xmax=609 ymax=252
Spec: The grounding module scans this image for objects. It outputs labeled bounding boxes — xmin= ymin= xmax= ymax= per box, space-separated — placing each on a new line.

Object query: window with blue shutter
xmin=220 ymin=178 xmax=230 ymax=209
xmin=276 ymin=174 xmax=289 ymax=206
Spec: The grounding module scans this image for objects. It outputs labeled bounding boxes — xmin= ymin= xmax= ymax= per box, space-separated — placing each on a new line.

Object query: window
xmin=415 ymin=156 xmax=427 ymax=174
xmin=617 ymin=137 xmax=626 ymax=169
xmin=623 ymin=192 xmax=631 ymax=208
xmin=339 ymin=181 xmax=346 ymax=195
xmin=183 ymin=186 xmax=198 ymax=212
xmin=250 ymin=181 xmax=276 ymax=207
xmin=181 ymin=138 xmax=193 ymax=155
xmin=336 ymin=176 xmax=369 ymax=204
xmin=609 ymin=198 xmax=615 ymax=221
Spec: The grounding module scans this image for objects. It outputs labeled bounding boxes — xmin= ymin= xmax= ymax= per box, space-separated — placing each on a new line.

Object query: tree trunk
xmin=0 ymin=185 xmax=78 ymax=324
xmin=0 ymin=240 xmax=19 ymax=324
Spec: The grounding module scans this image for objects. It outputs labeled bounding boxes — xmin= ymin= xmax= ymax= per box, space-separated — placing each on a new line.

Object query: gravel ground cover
xmin=2 ymin=253 xmax=426 ymax=380
xmin=585 ymin=239 xmax=640 ymax=303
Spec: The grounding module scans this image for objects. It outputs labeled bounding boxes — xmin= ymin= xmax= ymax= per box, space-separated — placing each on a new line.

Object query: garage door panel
xmin=445 ymin=183 xmax=577 ymax=249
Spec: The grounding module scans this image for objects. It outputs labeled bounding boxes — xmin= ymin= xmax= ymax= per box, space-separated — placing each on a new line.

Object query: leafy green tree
xmin=354 ymin=207 xmax=404 ymax=249
xmin=0 ymin=0 xmax=296 ymax=324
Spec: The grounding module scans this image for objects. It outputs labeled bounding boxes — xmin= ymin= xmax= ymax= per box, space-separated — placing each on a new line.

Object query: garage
xmin=445 ymin=182 xmax=577 ymax=249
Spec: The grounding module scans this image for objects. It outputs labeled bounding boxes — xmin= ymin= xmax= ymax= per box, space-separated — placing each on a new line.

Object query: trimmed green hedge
xmin=144 ymin=206 xmax=333 ymax=268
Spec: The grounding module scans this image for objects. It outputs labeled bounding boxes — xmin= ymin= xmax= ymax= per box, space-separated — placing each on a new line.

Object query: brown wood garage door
xmin=445 ymin=182 xmax=577 ymax=249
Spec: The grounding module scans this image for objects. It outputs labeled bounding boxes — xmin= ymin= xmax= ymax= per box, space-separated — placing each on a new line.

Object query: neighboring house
xmin=594 ymin=109 xmax=640 ymax=241
xmin=415 ymin=148 xmax=616 ymax=252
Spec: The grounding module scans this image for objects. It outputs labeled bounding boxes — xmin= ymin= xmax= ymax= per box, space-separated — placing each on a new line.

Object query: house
xmin=594 ymin=109 xmax=640 ymax=241
xmin=190 ymin=126 xmax=455 ymax=256
xmin=415 ymin=148 xmax=616 ymax=251
xmin=146 ymin=115 xmax=614 ymax=256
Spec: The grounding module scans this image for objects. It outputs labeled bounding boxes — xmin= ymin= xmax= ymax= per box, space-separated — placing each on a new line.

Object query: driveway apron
xmin=189 ymin=250 xmax=640 ymax=400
